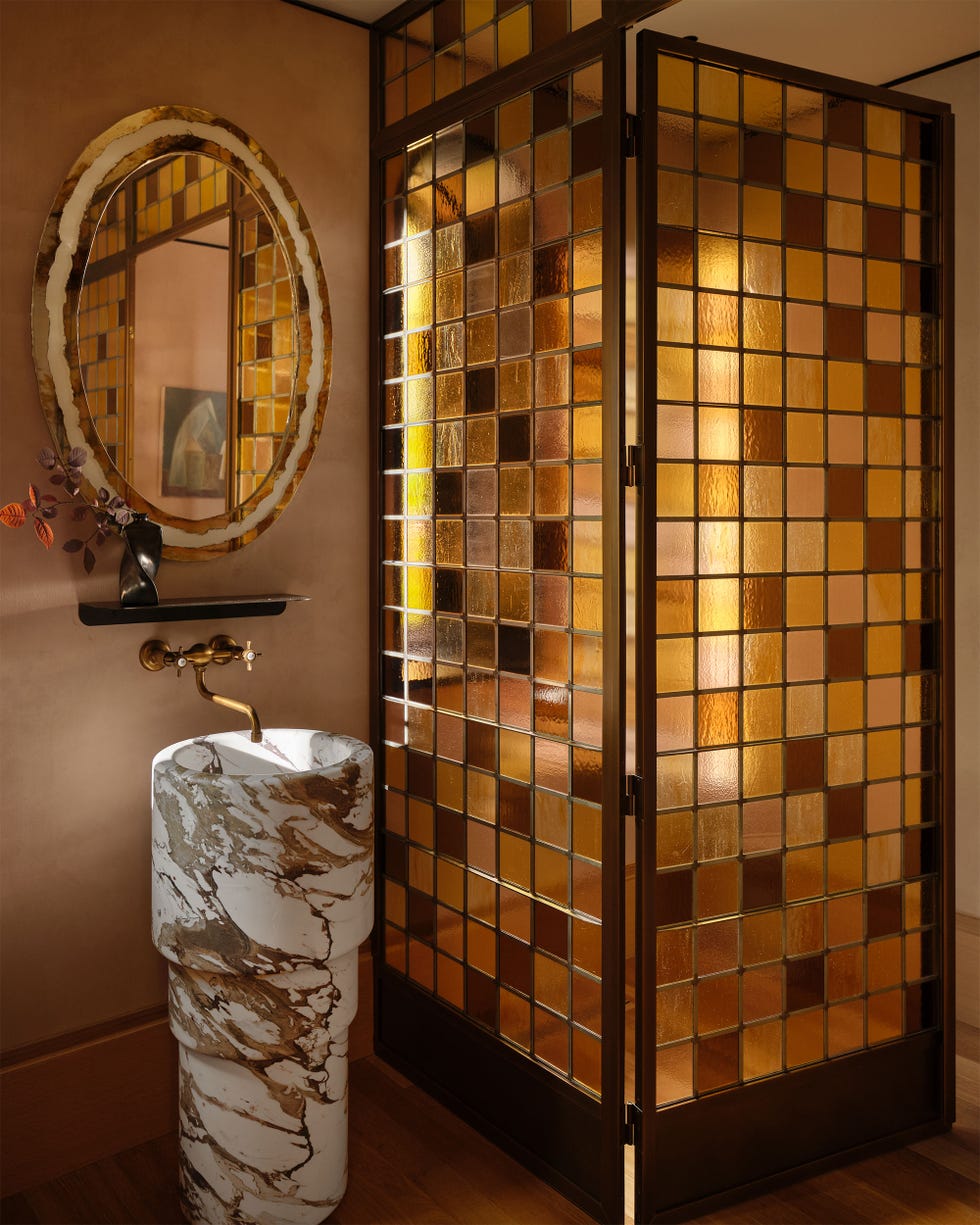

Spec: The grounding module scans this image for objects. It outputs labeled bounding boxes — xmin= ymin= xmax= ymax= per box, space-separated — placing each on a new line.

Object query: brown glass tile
xmin=432 ymin=0 xmax=461 ymax=49
xmin=906 ymin=622 xmax=938 ymax=673
xmin=433 ymin=801 xmax=465 ymax=862
xmin=905 ymin=827 xmax=936 ymax=879
xmin=697 ymin=1031 xmax=739 ymax=1094
xmin=466 ymin=966 xmax=497 ymax=1029
xmin=827 ymin=786 xmax=864 ymax=840
xmin=386 ymin=833 xmax=408 ymax=884
xmin=572 ymin=116 xmax=604 ymax=178
xmin=465 ymin=367 xmax=496 ymax=414
xmin=867 ymin=884 xmax=903 ymax=938
xmin=534 ymin=77 xmax=569 ymax=135
xmin=658 ymin=227 xmax=695 ymax=284
xmin=496 ymin=780 xmax=530 ymax=836
xmin=534 ymin=899 xmax=569 ymax=959
xmin=786 ymin=738 xmax=825 ymax=792
xmin=865 ymin=205 xmax=902 ymax=259
xmin=531 ymin=0 xmax=570 ymax=48
xmin=742 ymin=129 xmax=782 ymax=185
xmin=534 ymin=242 xmax=570 ymax=297
xmin=407 ymin=751 xmax=435 ymax=800
xmin=866 ymin=363 xmax=902 ymax=415
xmin=408 ymin=889 xmax=436 ymax=941
xmin=905 ymin=113 xmax=937 ymax=161
xmin=496 ymin=932 xmax=530 ymax=996
xmin=827 ymin=626 xmax=864 ymax=678
xmin=906 ymin=979 xmax=937 ymax=1034
xmin=492 ymin=623 xmax=529 ymax=675
xmin=786 ymin=953 xmax=825 ymax=1011
xmin=827 ymin=468 xmax=864 ymax=518
xmin=826 ymin=307 xmax=864 ymax=360
xmin=785 ymin=193 xmax=824 ymax=248
xmin=743 ymin=853 xmax=783 ymax=911
xmin=827 ymin=95 xmax=864 ymax=147
xmin=533 ymin=521 xmax=569 ymax=572
xmin=656 ymin=868 xmax=694 ymax=927
xmin=867 ymin=521 xmax=902 ymax=572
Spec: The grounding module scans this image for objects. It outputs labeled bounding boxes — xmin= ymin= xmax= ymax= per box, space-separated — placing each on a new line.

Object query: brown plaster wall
xmin=0 ymin=0 xmax=370 ymax=1052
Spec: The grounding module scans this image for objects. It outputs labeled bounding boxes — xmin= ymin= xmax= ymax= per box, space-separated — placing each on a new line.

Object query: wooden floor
xmin=2 ymin=1026 xmax=977 ymax=1225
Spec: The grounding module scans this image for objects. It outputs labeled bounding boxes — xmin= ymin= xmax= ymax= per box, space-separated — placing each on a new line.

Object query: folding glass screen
xmin=374 ymin=13 xmax=950 ymax=1224
xmin=380 ymin=0 xmax=603 ymax=127
xmin=380 ymin=60 xmax=609 ymax=1094
xmin=637 ymin=30 xmax=949 ymax=1217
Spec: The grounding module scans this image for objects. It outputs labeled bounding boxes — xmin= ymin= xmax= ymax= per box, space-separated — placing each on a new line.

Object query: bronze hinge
xmin=623 ymin=774 xmax=643 ymax=820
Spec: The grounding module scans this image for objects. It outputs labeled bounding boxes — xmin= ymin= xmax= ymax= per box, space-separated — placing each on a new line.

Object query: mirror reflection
xmin=80 ymin=153 xmax=294 ymax=521
xmin=33 ymin=105 xmax=331 ymax=558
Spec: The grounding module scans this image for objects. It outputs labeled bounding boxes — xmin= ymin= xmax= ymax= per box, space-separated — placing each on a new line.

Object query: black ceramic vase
xmin=119 ymin=512 xmax=162 ymax=606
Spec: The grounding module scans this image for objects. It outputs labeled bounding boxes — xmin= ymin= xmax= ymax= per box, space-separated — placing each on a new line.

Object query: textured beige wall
xmin=897 ymin=60 xmax=980 ymax=919
xmin=0 ymin=0 xmax=370 ymax=1051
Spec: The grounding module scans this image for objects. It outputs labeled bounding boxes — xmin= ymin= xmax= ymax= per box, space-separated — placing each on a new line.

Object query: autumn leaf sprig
xmin=1 ymin=447 xmax=134 ymax=573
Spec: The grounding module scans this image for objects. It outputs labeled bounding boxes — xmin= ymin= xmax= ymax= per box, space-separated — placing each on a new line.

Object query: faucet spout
xmin=194 ymin=666 xmax=263 ymax=743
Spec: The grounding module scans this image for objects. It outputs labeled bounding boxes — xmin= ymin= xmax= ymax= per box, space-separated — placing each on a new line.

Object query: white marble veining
xmin=151 ymin=730 xmax=373 ymax=1225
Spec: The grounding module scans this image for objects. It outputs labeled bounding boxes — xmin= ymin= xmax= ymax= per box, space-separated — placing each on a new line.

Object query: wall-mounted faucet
xmin=139 ymin=634 xmax=263 ymax=742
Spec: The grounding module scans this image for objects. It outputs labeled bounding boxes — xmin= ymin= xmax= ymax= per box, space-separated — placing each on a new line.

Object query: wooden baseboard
xmin=0 ymin=1010 xmax=177 ymax=1198
xmin=0 ymin=946 xmax=375 ymax=1197
xmin=956 ymin=912 xmax=979 ymax=1029
xmin=0 ymin=914 xmax=966 ymax=1199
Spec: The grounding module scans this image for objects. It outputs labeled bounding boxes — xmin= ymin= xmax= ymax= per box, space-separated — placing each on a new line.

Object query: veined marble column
xmin=151 ymin=731 xmax=373 ymax=1225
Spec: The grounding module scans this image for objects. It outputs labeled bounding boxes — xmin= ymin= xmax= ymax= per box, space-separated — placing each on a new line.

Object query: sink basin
xmin=151 ymin=729 xmax=373 ymax=1225
xmin=169 ymin=728 xmax=357 ymax=778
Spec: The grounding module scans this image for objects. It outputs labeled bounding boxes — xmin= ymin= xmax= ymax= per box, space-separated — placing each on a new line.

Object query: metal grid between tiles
xmin=648 ymin=49 xmax=943 ymax=1106
xmin=381 ymin=0 xmax=603 ymax=127
xmin=379 ymin=60 xmax=610 ymax=1097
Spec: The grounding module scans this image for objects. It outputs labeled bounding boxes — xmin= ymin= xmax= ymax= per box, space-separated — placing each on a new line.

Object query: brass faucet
xmin=139 ymin=634 xmax=263 ymax=742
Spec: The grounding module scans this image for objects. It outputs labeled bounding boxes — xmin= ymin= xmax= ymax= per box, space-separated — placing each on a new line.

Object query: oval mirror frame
xmin=32 ymin=106 xmax=331 ymax=559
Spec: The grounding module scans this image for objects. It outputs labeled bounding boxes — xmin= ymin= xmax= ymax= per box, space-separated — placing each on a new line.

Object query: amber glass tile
xmin=381 ymin=62 xmax=610 ymax=1099
xmin=652 ymin=60 xmax=943 ymax=1107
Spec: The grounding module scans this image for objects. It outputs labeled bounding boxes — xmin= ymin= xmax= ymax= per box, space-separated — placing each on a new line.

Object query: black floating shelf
xmin=78 ymin=594 xmax=310 ymax=627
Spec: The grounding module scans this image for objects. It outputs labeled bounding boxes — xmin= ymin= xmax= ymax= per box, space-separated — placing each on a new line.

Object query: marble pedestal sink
xmin=151 ymin=729 xmax=373 ymax=1225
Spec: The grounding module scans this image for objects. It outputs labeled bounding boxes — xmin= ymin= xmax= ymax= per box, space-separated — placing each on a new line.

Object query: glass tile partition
xmin=642 ymin=39 xmax=945 ymax=1109
xmin=235 ymin=210 xmax=296 ymax=504
xmin=379 ymin=60 xmax=611 ymax=1099
xmin=381 ymin=0 xmax=602 ymax=127
xmin=78 ymin=267 xmax=128 ymax=473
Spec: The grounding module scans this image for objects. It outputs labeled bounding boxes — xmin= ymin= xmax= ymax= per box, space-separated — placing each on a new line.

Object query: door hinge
xmin=623 ymin=774 xmax=643 ymax=820
xmin=625 ymin=113 xmax=638 ymax=159
xmin=624 ymin=1101 xmax=641 ymax=1146
xmin=623 ymin=443 xmax=642 ymax=488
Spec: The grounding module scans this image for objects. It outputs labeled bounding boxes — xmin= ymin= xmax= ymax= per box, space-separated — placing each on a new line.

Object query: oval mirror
xmin=32 ymin=106 xmax=331 ymax=558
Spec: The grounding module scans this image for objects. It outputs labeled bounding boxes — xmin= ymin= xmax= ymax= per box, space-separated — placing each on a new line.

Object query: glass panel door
xmin=635 ymin=30 xmax=951 ymax=1219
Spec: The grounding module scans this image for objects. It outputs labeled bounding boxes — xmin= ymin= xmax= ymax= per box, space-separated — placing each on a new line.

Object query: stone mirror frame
xmin=32 ymin=106 xmax=331 ymax=559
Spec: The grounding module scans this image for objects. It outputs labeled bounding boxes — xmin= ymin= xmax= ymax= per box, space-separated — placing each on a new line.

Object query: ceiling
xmin=310 ymin=0 xmax=979 ymax=87
xmin=638 ymin=0 xmax=979 ymax=88
xmin=306 ymin=0 xmax=399 ymax=22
